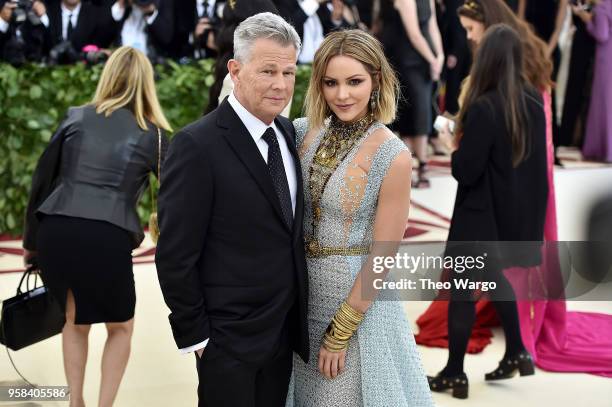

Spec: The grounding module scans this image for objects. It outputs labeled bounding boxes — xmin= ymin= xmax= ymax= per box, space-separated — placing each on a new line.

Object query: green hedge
xmin=0 ymin=61 xmax=312 ymax=236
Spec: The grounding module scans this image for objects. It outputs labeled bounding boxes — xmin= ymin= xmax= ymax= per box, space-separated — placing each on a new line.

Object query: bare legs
xmin=402 ymin=135 xmax=430 ymax=187
xmin=61 ymin=290 xmax=134 ymax=407
xmin=98 ymin=319 xmax=134 ymax=407
xmin=63 ymin=290 xmax=90 ymax=407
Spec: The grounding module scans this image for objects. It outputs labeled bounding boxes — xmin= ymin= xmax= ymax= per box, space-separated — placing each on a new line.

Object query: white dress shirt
xmin=179 ymin=91 xmax=297 ymax=355
xmin=196 ymin=0 xmax=216 ymax=19
xmin=298 ymin=0 xmax=324 ymax=64
xmin=111 ymin=1 xmax=159 ymax=55
xmin=60 ymin=2 xmax=81 ymax=40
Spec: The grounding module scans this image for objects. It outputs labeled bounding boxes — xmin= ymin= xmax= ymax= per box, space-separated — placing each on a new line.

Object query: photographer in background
xmin=41 ymin=0 xmax=116 ymax=64
xmin=110 ymin=0 xmax=174 ymax=62
xmin=273 ymin=0 xmax=351 ymax=63
xmin=171 ymin=0 xmax=225 ymax=61
xmin=0 ymin=0 xmax=46 ymax=64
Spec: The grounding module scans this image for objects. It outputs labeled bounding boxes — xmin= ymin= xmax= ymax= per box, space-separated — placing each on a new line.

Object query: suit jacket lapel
xmin=217 ymin=100 xmax=291 ymax=233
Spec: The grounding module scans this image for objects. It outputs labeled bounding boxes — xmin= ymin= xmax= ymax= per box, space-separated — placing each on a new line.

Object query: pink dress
xmin=415 ymin=92 xmax=612 ymax=377
xmin=507 ymin=91 xmax=612 ymax=376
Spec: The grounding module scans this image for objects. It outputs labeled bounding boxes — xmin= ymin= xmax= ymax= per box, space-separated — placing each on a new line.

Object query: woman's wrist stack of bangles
xmin=322 ymin=301 xmax=365 ymax=352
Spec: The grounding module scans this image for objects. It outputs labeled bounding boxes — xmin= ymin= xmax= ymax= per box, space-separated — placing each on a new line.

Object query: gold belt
xmin=305 ymin=239 xmax=370 ymax=258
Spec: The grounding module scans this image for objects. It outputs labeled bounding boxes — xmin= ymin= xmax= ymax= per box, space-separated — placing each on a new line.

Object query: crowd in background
xmin=1 ymin=0 xmax=610 ymax=165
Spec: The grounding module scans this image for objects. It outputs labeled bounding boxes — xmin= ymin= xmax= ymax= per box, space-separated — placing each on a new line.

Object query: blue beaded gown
xmin=286 ymin=118 xmax=434 ymax=407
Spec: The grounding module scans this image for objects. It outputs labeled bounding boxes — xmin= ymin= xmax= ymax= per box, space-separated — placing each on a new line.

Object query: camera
xmin=48 ymin=40 xmax=80 ymax=65
xmin=10 ymin=0 xmax=41 ymax=26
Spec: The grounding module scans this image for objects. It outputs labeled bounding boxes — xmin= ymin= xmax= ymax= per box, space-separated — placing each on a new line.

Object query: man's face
xmin=229 ymin=38 xmax=297 ymax=125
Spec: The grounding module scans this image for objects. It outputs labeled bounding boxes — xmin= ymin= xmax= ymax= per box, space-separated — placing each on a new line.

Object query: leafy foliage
xmin=0 ymin=61 xmax=312 ymax=236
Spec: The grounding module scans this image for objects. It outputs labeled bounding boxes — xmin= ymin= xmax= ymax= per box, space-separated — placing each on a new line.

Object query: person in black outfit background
xmin=441 ymin=0 xmax=471 ymax=115
xmin=42 ymin=0 xmax=116 ymax=61
xmin=379 ymin=0 xmax=445 ymax=188
xmin=559 ymin=1 xmax=597 ymax=147
xmin=520 ymin=0 xmax=568 ymax=162
xmin=155 ymin=13 xmax=308 ymax=407
xmin=171 ymin=0 xmax=225 ymax=60
xmin=428 ymin=24 xmax=548 ymax=399
xmin=0 ymin=0 xmax=47 ymax=64
xmin=23 ymin=46 xmax=172 ymax=407
xmin=205 ymin=0 xmax=279 ymax=114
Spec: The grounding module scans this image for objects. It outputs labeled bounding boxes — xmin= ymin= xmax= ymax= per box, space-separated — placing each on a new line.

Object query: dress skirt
xmin=392 ymin=63 xmax=433 ymax=136
xmin=37 ymin=215 xmax=135 ymax=324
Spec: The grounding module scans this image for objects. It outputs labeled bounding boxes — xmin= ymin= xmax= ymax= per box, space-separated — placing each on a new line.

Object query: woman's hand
xmin=437 ymin=121 xmax=456 ymax=152
xmin=571 ymin=4 xmax=593 ymax=23
xmin=23 ymin=249 xmax=37 ymax=267
xmin=430 ymin=55 xmax=444 ymax=81
xmin=318 ymin=345 xmax=347 ymax=379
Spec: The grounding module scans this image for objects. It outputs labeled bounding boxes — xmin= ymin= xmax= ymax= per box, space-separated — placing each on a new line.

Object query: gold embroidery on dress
xmin=307 ymin=115 xmax=373 ymax=257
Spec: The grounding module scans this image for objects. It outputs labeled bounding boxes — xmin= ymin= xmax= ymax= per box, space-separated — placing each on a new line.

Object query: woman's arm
xmin=547 ymin=0 xmax=569 ymax=56
xmin=22 ymin=114 xmax=71 ymax=253
xmin=428 ymin=0 xmax=445 ymax=76
xmin=451 ymin=100 xmax=495 ymax=186
xmin=345 ymin=150 xmax=412 ymax=312
xmin=394 ymin=0 xmax=439 ymax=74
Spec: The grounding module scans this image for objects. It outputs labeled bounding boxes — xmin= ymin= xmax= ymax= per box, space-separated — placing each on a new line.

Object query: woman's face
xmin=322 ymin=55 xmax=374 ymax=123
xmin=460 ymin=16 xmax=486 ymax=45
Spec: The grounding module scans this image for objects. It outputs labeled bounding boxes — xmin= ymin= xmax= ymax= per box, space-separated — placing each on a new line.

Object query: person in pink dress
xmin=416 ymin=0 xmax=612 ymax=381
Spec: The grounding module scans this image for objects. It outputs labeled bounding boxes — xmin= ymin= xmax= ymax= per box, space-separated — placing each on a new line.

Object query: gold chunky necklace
xmin=306 ymin=114 xmax=373 ymax=255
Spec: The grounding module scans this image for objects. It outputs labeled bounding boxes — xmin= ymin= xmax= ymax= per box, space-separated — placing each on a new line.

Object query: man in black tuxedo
xmin=41 ymin=0 xmax=116 ymax=56
xmin=155 ymin=12 xmax=308 ymax=407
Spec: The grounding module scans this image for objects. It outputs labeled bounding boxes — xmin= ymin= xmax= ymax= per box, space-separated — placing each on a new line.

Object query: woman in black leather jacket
xmin=22 ymin=46 xmax=171 ymax=407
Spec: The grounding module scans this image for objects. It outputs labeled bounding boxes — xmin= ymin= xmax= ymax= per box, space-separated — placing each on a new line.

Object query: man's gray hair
xmin=233 ymin=12 xmax=301 ymax=63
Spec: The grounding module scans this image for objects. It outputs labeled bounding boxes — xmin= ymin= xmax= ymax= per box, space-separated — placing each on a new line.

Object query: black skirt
xmin=37 ymin=215 xmax=135 ymax=324
xmin=392 ymin=63 xmax=433 ymax=136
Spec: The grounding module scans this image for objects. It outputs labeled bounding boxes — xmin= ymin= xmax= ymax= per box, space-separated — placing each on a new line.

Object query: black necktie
xmin=262 ymin=128 xmax=293 ymax=228
xmin=201 ymin=0 xmax=210 ymax=18
xmin=67 ymin=13 xmax=74 ymax=40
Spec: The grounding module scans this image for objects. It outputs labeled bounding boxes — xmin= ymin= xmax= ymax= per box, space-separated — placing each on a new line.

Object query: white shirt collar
xmin=227 ymin=92 xmax=280 ymax=142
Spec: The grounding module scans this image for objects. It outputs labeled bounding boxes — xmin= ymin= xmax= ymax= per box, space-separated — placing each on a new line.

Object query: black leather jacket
xmin=24 ymin=105 xmax=168 ymax=250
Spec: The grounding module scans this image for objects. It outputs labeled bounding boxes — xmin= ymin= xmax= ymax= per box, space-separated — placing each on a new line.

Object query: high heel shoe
xmin=427 ymin=372 xmax=469 ymax=399
xmin=411 ymin=163 xmax=430 ymax=189
xmin=485 ymin=350 xmax=535 ymax=381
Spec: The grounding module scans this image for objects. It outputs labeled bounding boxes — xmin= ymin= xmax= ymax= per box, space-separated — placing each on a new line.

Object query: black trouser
xmin=195 ymin=340 xmax=293 ymax=407
xmin=444 ymin=264 xmax=526 ymax=376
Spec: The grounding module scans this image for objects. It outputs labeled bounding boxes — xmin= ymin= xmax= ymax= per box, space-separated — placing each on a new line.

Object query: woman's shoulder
xmin=368 ymin=124 xmax=407 ymax=151
xmin=366 ymin=124 xmax=411 ymax=166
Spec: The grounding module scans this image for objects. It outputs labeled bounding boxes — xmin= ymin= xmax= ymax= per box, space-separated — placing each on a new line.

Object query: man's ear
xmin=228 ymin=59 xmax=241 ymax=84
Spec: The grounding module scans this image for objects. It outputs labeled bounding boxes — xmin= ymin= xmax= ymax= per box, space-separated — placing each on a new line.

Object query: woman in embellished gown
xmin=286 ymin=30 xmax=434 ymax=407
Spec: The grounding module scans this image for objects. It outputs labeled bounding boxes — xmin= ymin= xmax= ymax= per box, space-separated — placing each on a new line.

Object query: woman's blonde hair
xmin=91 ymin=46 xmax=172 ymax=131
xmin=304 ymin=30 xmax=399 ymax=130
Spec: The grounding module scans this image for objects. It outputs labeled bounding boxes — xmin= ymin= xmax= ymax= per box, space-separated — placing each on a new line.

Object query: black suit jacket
xmin=155 ymin=99 xmax=309 ymax=366
xmin=44 ymin=1 xmax=115 ymax=53
xmin=448 ymin=89 xmax=548 ymax=267
xmin=273 ymin=0 xmax=350 ymax=42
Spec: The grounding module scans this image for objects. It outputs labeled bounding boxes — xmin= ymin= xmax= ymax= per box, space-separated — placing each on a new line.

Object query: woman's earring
xmin=370 ymin=90 xmax=380 ymax=111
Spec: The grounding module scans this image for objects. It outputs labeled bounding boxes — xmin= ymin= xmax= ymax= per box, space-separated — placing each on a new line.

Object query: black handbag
xmin=0 ymin=265 xmax=65 ymax=351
